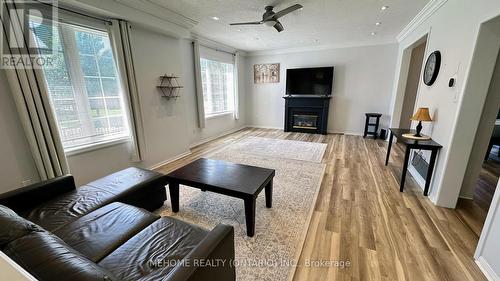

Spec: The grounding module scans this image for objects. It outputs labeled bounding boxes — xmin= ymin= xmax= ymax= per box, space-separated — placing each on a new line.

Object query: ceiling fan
xmin=229 ymin=4 xmax=303 ymax=32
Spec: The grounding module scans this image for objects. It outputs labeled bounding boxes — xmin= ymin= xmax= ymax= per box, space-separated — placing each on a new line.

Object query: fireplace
xmin=284 ymin=96 xmax=331 ymax=135
xmin=292 ymin=114 xmax=318 ymax=130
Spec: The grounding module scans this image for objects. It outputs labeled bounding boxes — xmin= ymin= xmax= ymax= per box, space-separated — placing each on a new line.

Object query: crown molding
xmin=396 ymin=0 xmax=448 ymax=42
xmin=60 ymin=0 xmax=192 ymax=38
xmin=245 ymin=40 xmax=396 ymax=57
xmin=115 ymin=0 xmax=198 ymax=30
xmin=190 ymin=33 xmax=247 ymax=56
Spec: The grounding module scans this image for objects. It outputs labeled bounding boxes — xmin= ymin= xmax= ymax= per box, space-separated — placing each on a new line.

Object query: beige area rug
xmin=157 ymin=137 xmax=326 ymax=281
xmin=223 ymin=136 xmax=327 ymax=163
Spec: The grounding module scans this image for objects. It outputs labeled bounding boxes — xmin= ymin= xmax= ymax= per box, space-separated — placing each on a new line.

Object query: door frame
xmin=475 ymin=179 xmax=500 ymax=280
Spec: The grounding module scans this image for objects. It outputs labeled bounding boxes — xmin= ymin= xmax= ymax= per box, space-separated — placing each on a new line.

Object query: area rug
xmin=157 ymin=137 xmax=326 ymax=281
xmin=222 ymin=136 xmax=327 ymax=163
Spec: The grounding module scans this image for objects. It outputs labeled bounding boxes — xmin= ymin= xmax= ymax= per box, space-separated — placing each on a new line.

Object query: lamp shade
xmin=411 ymin=107 xmax=432 ymax=122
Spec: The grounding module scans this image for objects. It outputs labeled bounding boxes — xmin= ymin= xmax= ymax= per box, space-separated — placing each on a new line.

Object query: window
xmin=30 ymin=19 xmax=130 ymax=151
xmin=200 ymin=58 xmax=234 ymax=117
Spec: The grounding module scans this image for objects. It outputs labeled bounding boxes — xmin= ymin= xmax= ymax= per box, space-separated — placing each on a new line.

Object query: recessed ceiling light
xmin=371 ymin=32 xmax=377 ymax=36
xmin=255 ymin=37 xmax=260 ymax=40
xmin=236 ymin=28 xmax=242 ymax=32
xmin=211 ymin=16 xmax=220 ymax=21
xmin=375 ymin=22 xmax=382 ymax=26
xmin=314 ymin=39 xmax=320 ymax=43
xmin=381 ymin=5 xmax=389 ymax=11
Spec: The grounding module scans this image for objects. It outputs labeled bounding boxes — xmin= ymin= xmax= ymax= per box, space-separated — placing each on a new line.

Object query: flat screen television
xmin=286 ymin=67 xmax=334 ymax=96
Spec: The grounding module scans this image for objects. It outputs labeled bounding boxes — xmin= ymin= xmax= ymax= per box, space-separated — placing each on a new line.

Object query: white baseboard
xmin=328 ymin=130 xmax=364 ymax=136
xmin=247 ymin=126 xmax=366 ymax=136
xmin=476 ymin=256 xmax=500 ymax=281
xmin=149 ymin=150 xmax=191 ymax=170
xmin=189 ymin=126 xmax=247 ymax=149
xmin=246 ymin=125 xmax=283 ymax=130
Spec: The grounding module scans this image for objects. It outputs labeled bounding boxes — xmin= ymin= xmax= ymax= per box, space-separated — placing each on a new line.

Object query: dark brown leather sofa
xmin=0 ymin=167 xmax=235 ymax=281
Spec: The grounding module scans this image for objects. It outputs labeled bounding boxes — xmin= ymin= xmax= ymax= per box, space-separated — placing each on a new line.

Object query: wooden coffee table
xmin=165 ymin=158 xmax=275 ymax=237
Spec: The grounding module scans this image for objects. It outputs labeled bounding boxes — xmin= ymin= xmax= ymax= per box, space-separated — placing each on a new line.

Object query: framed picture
xmin=254 ymin=63 xmax=280 ymax=83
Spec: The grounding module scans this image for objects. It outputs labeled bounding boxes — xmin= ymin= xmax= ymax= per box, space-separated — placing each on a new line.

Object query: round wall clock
xmin=423 ymin=50 xmax=441 ymax=86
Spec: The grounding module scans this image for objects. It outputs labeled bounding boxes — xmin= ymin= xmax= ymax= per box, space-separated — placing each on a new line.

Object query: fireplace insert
xmin=292 ymin=114 xmax=318 ymax=130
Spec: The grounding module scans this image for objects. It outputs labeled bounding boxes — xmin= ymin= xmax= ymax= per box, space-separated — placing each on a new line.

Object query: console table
xmin=385 ymin=128 xmax=442 ymax=196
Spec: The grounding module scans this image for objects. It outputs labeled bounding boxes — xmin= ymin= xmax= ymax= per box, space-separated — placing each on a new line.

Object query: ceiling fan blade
xmin=273 ymin=4 xmax=303 ymax=19
xmin=273 ymin=21 xmax=284 ymax=32
xmin=229 ymin=21 xmax=262 ymax=26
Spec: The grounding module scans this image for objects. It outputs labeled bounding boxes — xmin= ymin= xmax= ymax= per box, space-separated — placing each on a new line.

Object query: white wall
xmin=245 ymin=44 xmax=398 ymax=135
xmin=390 ymin=0 xmax=500 ymax=207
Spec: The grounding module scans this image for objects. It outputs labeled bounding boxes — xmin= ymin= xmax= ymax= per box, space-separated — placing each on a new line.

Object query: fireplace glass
xmin=293 ymin=114 xmax=318 ymax=130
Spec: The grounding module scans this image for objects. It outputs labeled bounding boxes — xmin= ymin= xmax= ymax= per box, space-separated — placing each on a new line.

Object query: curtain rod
xmin=36 ymin=0 xmax=113 ymax=25
xmin=193 ymin=41 xmax=236 ymax=56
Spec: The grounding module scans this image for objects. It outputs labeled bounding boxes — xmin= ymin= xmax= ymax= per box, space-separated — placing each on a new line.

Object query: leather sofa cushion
xmin=85 ymin=167 xmax=166 ymax=200
xmin=99 ymin=217 xmax=208 ymax=281
xmin=0 ymin=205 xmax=42 ymax=248
xmin=3 ymin=231 xmax=117 ymax=281
xmin=22 ymin=167 xmax=167 ymax=232
xmin=85 ymin=167 xmax=167 ymax=212
xmin=22 ymin=185 xmax=116 ymax=232
xmin=54 ymin=202 xmax=160 ymax=262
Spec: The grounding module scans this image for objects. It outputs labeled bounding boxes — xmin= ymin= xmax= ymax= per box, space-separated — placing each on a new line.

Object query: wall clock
xmin=423 ymin=50 xmax=441 ymax=86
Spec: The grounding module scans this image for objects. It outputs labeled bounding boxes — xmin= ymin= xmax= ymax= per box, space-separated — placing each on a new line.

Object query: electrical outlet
xmin=21 ymin=179 xmax=32 ymax=186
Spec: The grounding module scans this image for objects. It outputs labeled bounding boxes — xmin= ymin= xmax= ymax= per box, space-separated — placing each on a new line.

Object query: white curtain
xmin=193 ymin=41 xmax=206 ymax=128
xmin=1 ymin=1 xmax=69 ymax=179
xmin=233 ymin=52 xmax=240 ymax=120
xmin=108 ymin=20 xmax=146 ymax=161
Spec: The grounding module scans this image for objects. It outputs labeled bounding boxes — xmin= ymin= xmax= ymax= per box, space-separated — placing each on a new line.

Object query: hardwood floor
xmin=155 ymin=128 xmax=487 ymax=281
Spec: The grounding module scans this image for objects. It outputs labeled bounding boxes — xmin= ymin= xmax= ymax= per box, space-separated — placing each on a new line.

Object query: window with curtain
xmin=29 ymin=18 xmax=130 ymax=152
xmin=200 ymin=58 xmax=235 ymax=117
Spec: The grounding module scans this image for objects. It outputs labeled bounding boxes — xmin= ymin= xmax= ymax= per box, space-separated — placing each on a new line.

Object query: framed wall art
xmin=254 ymin=63 xmax=280 ymax=83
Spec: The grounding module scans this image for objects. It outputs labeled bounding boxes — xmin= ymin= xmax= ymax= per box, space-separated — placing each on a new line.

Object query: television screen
xmin=286 ymin=67 xmax=334 ymax=96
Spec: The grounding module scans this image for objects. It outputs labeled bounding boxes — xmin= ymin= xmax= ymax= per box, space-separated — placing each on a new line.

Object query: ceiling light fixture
xmin=211 ymin=16 xmax=220 ymax=21
xmin=375 ymin=22 xmax=382 ymax=26
xmin=236 ymin=29 xmax=242 ymax=32
xmin=264 ymin=20 xmax=277 ymax=27
xmin=371 ymin=32 xmax=377 ymax=36
xmin=381 ymin=5 xmax=389 ymax=11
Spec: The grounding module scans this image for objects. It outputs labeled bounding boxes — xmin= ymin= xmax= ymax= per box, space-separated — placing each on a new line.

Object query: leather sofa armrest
xmin=165 ymin=224 xmax=236 ymax=281
xmin=0 ymin=175 xmax=76 ymax=213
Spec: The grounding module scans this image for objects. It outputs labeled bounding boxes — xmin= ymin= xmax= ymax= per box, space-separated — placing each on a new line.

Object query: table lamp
xmin=411 ymin=107 xmax=432 ymax=137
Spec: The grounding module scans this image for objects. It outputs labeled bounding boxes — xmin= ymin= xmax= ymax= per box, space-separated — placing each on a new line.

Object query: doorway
xmin=399 ymin=40 xmax=427 ymax=129
xmin=457 ymin=28 xmax=500 ymax=237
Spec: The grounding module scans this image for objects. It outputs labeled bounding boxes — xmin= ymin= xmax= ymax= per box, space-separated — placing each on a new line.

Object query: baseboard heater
xmin=411 ymin=151 xmax=429 ymax=179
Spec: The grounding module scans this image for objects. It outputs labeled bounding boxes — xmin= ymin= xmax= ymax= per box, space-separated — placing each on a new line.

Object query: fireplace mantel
xmin=283 ymin=95 xmax=331 ymax=135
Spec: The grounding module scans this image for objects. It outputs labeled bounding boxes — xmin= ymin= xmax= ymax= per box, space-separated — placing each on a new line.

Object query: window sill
xmin=205 ymin=111 xmax=234 ymax=120
xmin=65 ymin=137 xmax=131 ymax=157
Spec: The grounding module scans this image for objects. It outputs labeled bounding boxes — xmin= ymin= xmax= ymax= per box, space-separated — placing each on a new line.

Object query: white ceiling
xmin=150 ymin=0 xmax=430 ymax=52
